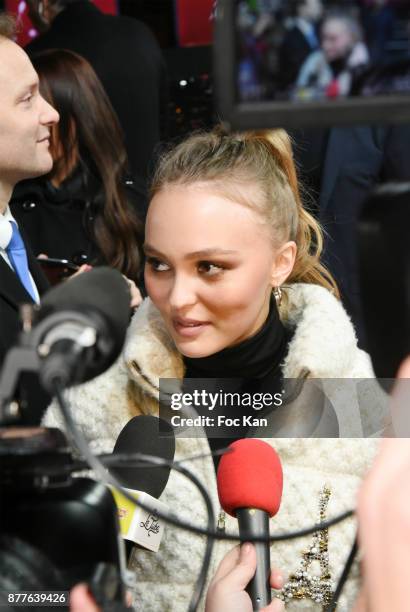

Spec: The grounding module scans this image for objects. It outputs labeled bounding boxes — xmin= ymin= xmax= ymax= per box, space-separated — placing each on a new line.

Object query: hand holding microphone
xmin=70 ymin=553 xmax=284 ymax=612
xmin=70 ymin=546 xmax=285 ymax=612
xmin=217 ymin=439 xmax=283 ymax=610
xmin=70 ymin=584 xmax=133 ymax=612
xmin=206 ymin=544 xmax=285 ymax=612
xmin=70 ymin=585 xmax=100 ymax=612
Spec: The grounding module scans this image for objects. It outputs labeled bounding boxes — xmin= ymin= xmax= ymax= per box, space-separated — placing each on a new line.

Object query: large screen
xmin=215 ymin=0 xmax=410 ymax=129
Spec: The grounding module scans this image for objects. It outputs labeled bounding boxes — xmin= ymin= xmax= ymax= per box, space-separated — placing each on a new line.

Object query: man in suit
xmin=291 ymin=123 xmax=410 ymax=349
xmin=0 ymin=16 xmax=59 ymax=420
xmin=25 ymin=0 xmax=167 ymax=180
xmin=318 ymin=124 xmax=410 ymax=349
xmin=279 ymin=0 xmax=323 ymax=90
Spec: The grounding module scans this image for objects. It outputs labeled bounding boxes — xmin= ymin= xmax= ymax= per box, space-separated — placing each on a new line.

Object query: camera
xmin=0 ymin=426 xmax=128 ymax=610
xmin=0 ymin=268 xmax=131 ymax=610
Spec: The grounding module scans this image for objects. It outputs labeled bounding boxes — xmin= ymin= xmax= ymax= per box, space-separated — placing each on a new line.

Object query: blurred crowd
xmin=237 ymin=0 xmax=410 ymax=101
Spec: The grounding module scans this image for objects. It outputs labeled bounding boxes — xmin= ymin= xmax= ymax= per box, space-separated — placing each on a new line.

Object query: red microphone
xmin=217 ymin=439 xmax=283 ymax=610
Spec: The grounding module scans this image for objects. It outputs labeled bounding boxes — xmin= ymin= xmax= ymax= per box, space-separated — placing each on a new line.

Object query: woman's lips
xmin=172 ymin=317 xmax=211 ymax=338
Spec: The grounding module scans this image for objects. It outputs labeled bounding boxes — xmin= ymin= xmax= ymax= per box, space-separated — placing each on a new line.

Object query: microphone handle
xmin=236 ymin=508 xmax=271 ymax=610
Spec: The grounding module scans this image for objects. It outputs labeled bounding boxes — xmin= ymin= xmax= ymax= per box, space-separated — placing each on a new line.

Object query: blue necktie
xmin=305 ymin=27 xmax=319 ymax=50
xmin=6 ymin=221 xmax=36 ymax=302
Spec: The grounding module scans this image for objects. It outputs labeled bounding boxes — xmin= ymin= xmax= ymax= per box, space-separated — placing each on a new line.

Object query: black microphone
xmin=108 ymin=416 xmax=175 ymax=556
xmin=33 ymin=267 xmax=130 ymax=392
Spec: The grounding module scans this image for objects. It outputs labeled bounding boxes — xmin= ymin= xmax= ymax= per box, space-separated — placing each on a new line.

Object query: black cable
xmin=325 ymin=535 xmax=358 ymax=612
xmin=90 ymin=453 xmax=355 ymax=542
xmin=101 ymin=445 xmax=234 ymax=467
xmin=69 ymin=446 xmax=232 ymax=475
xmin=53 ymin=382 xmax=214 ymax=612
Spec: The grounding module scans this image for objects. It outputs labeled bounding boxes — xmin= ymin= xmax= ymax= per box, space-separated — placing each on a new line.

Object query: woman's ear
xmin=270 ymin=241 xmax=297 ymax=287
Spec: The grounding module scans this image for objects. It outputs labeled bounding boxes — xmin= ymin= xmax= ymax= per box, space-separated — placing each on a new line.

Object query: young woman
xmin=44 ymin=129 xmax=378 ymax=610
xmin=10 ymin=49 xmax=145 ymax=283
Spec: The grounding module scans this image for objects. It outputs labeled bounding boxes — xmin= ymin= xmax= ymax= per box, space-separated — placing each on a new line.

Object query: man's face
xmin=0 ymin=38 xmax=59 ymax=187
xmin=300 ymin=0 xmax=323 ymax=23
xmin=321 ymin=19 xmax=354 ymax=62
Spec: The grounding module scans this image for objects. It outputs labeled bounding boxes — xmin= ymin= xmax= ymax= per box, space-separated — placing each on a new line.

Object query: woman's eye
xmin=197 ymin=261 xmax=224 ymax=276
xmin=146 ymin=257 xmax=170 ymax=272
xmin=22 ymin=94 xmax=33 ymax=104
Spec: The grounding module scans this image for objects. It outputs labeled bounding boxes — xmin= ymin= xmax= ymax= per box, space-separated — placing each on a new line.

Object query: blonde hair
xmin=150 ymin=128 xmax=339 ymax=312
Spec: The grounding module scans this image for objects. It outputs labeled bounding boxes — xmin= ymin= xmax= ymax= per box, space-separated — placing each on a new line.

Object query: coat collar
xmin=122 ymin=283 xmax=362 ymax=397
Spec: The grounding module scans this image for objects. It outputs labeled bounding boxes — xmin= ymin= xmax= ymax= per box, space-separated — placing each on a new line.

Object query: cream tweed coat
xmin=43 ymin=284 xmax=379 ymax=611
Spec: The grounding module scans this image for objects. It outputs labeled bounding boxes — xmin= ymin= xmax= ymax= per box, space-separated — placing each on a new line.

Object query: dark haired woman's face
xmin=144 ymin=184 xmax=285 ymax=358
xmin=47 ymin=118 xmax=78 ymax=183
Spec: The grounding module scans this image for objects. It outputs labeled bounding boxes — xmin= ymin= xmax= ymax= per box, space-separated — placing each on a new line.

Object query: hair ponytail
xmin=151 ymin=127 xmax=339 ymax=301
xmin=243 ymin=129 xmax=339 ymax=298
xmin=289 ymin=205 xmax=339 ymax=296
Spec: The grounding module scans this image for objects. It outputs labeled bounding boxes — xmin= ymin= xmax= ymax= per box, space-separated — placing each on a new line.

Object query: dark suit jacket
xmin=26 ymin=1 xmax=167 ymax=179
xmin=0 ymin=237 xmax=50 ymax=424
xmin=279 ymin=26 xmax=314 ymax=89
xmin=318 ymin=125 xmax=410 ymax=348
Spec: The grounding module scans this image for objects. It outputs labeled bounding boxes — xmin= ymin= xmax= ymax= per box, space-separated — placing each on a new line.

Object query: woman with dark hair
xmin=10 ymin=48 xmax=145 ymax=284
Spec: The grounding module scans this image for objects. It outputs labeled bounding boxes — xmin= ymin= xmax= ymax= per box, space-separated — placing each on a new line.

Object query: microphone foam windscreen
xmin=217 ymin=439 xmax=283 ymax=517
xmin=39 ymin=267 xmax=130 ymax=351
xmin=110 ymin=416 xmax=176 ymax=499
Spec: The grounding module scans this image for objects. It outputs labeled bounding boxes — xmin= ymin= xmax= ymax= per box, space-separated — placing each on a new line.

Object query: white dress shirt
xmin=0 ymin=205 xmax=40 ymax=303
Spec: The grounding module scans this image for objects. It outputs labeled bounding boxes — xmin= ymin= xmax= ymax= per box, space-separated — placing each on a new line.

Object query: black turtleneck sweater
xmin=183 ymin=298 xmax=293 ymax=467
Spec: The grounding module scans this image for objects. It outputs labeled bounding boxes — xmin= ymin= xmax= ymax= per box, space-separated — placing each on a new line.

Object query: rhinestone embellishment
xmin=278 ymin=485 xmax=334 ymax=608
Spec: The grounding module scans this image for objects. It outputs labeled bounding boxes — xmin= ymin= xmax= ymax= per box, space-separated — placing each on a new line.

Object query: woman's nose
xmin=168 ymin=274 xmax=197 ymax=310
